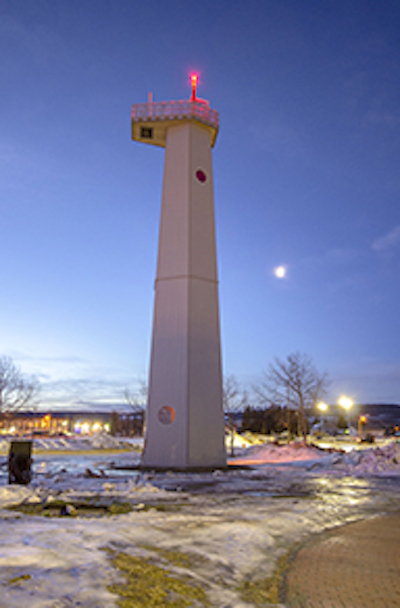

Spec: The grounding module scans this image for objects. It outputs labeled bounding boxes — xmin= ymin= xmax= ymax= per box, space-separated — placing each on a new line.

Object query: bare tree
xmin=0 ymin=356 xmax=40 ymax=416
xmin=254 ymin=352 xmax=329 ymax=443
xmin=123 ymin=379 xmax=148 ymax=413
xmin=223 ymin=374 xmax=249 ymax=456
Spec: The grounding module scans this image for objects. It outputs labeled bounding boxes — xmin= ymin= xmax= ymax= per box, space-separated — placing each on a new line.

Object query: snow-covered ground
xmin=0 ymin=436 xmax=399 ymax=607
xmin=0 ymin=433 xmax=142 ymax=454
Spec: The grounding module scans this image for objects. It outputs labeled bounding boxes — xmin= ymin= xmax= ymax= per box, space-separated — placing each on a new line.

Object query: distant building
xmin=0 ymin=410 xmax=144 ymax=437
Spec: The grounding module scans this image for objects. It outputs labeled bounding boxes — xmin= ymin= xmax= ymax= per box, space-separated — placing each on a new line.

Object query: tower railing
xmin=131 ymin=99 xmax=219 ymax=130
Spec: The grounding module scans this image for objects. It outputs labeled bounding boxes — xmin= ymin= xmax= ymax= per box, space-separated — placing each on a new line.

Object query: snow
xmin=0 ymin=436 xmax=399 ymax=607
xmin=0 ymin=433 xmax=143 ymax=454
xmin=230 ymin=442 xmax=330 ymax=465
xmin=327 ymin=440 xmax=400 ymax=476
xmin=230 ymin=438 xmax=400 ymax=477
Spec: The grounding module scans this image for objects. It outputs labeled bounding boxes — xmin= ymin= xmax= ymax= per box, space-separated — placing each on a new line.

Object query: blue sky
xmin=1 ymin=0 xmax=400 ymax=408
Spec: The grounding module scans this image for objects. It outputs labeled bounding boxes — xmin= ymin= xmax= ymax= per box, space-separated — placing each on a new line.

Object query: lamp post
xmin=317 ymin=401 xmax=329 ymax=435
xmin=338 ymin=396 xmax=354 ymax=432
xmin=358 ymin=415 xmax=368 ymax=440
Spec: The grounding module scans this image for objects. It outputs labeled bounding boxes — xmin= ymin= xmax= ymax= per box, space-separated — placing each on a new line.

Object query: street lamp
xmin=338 ymin=396 xmax=354 ymax=431
xmin=358 ymin=415 xmax=368 ymax=440
xmin=338 ymin=396 xmax=353 ymax=411
xmin=317 ymin=402 xmax=329 ymax=434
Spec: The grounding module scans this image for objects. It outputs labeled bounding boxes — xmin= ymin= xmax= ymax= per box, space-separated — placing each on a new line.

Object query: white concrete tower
xmin=132 ymin=76 xmax=226 ymax=469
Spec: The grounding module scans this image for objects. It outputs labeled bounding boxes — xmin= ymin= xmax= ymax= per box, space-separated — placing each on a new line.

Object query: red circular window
xmin=158 ymin=405 xmax=176 ymax=425
xmin=196 ymin=169 xmax=207 ymax=183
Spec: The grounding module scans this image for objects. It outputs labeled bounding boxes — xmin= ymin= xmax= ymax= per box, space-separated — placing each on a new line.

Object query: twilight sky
xmin=1 ymin=0 xmax=400 ymax=409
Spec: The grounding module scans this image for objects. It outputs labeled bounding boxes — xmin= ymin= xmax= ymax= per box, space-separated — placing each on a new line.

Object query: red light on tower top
xmin=190 ymin=73 xmax=198 ymax=101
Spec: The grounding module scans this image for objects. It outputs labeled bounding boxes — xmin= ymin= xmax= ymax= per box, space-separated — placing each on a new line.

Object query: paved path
xmin=285 ymin=514 xmax=400 ymax=607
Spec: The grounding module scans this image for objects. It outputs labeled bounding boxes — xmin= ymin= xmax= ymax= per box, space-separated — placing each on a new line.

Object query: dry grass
xmin=237 ymin=551 xmax=292 ymax=606
xmin=106 ymin=549 xmax=210 ymax=607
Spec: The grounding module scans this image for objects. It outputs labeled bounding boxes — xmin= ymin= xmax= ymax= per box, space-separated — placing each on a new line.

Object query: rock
xmin=60 ymin=504 xmax=76 ymax=516
xmin=25 ymin=495 xmax=42 ymax=504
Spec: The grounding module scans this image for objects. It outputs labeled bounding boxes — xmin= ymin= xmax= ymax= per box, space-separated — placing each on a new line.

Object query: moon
xmin=274 ymin=266 xmax=287 ymax=278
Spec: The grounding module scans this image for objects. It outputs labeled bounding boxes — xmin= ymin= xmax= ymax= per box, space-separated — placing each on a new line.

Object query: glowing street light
xmin=338 ymin=396 xmax=353 ymax=411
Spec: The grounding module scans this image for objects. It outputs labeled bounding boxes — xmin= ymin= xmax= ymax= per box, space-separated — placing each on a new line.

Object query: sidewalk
xmin=284 ymin=513 xmax=400 ymax=607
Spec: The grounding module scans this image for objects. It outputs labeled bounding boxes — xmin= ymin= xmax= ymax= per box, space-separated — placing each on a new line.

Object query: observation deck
xmin=131 ymin=98 xmax=219 ymax=148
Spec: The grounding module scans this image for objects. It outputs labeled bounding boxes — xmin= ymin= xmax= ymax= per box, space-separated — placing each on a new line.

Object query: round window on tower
xmin=195 ymin=169 xmax=207 ymax=183
xmin=158 ymin=405 xmax=176 ymax=425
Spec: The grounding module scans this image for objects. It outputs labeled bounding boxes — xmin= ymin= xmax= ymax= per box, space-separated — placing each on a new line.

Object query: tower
xmin=132 ymin=76 xmax=226 ymax=469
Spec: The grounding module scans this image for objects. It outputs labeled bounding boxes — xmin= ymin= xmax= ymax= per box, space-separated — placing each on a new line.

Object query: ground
xmin=0 ymin=434 xmax=399 ymax=607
